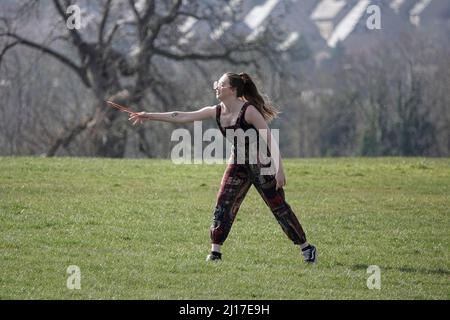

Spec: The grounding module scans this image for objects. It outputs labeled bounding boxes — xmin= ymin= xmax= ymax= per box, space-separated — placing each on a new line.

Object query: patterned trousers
xmin=210 ymin=160 xmax=307 ymax=246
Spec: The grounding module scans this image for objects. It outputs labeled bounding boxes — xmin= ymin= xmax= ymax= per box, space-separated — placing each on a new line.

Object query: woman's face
xmin=214 ymin=74 xmax=235 ymax=101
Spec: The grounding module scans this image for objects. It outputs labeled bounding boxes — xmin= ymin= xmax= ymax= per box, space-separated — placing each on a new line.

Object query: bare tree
xmin=0 ymin=0 xmax=282 ymax=157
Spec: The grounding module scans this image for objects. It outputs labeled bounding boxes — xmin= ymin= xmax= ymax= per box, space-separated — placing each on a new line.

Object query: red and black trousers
xmin=210 ymin=160 xmax=307 ymax=246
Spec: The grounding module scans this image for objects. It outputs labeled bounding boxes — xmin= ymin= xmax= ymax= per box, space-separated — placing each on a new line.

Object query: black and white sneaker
xmin=302 ymin=245 xmax=317 ymax=263
xmin=206 ymin=251 xmax=222 ymax=262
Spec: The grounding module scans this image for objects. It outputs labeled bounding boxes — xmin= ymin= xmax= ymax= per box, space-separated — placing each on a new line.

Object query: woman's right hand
xmin=129 ymin=112 xmax=150 ymax=125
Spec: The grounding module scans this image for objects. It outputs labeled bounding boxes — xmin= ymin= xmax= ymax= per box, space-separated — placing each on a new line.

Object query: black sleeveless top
xmin=215 ymin=101 xmax=256 ymax=135
xmin=215 ymin=102 xmax=269 ymax=164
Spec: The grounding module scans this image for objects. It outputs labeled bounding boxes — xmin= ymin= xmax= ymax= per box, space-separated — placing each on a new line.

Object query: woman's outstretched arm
xmin=129 ymin=106 xmax=217 ymax=125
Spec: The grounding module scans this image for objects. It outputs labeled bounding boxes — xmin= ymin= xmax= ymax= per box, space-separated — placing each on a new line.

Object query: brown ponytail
xmin=226 ymin=72 xmax=280 ymax=122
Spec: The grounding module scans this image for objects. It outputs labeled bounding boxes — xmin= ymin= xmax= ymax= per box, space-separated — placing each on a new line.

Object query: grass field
xmin=0 ymin=157 xmax=449 ymax=299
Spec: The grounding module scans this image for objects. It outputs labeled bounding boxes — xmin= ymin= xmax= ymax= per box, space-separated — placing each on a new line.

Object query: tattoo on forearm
xmin=171 ymin=112 xmax=178 ymax=118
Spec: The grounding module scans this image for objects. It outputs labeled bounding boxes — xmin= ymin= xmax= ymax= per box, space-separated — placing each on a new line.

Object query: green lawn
xmin=0 ymin=157 xmax=449 ymax=299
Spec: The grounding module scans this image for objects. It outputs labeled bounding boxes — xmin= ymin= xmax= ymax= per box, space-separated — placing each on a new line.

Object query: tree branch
xmin=0 ymin=32 xmax=90 ymax=87
xmin=141 ymin=0 xmax=156 ymax=24
xmin=148 ymin=0 xmax=182 ymax=44
xmin=98 ymin=0 xmax=113 ymax=46
xmin=0 ymin=40 xmax=19 ymax=65
xmin=178 ymin=11 xmax=204 ymax=21
xmin=105 ymin=18 xmax=136 ymax=46
xmin=128 ymin=0 xmax=141 ymax=22
xmin=158 ymin=0 xmax=182 ymax=25
xmin=153 ymin=46 xmax=252 ymax=65
xmin=46 ymin=115 xmax=96 ymax=157
xmin=52 ymin=0 xmax=85 ymax=47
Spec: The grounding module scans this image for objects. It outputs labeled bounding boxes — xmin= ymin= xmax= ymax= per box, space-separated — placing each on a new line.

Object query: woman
xmin=129 ymin=72 xmax=317 ymax=263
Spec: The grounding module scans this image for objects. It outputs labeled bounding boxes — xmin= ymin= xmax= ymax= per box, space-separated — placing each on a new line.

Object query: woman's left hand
xmin=275 ymin=170 xmax=286 ymax=190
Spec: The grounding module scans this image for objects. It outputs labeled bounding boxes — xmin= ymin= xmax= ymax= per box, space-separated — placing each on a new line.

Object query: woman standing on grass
xmin=129 ymin=72 xmax=317 ymax=263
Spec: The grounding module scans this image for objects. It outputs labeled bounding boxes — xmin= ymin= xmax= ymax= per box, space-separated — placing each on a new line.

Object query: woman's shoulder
xmin=244 ymin=103 xmax=258 ymax=113
xmin=244 ymin=104 xmax=262 ymax=120
xmin=243 ymin=104 xmax=263 ymax=123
